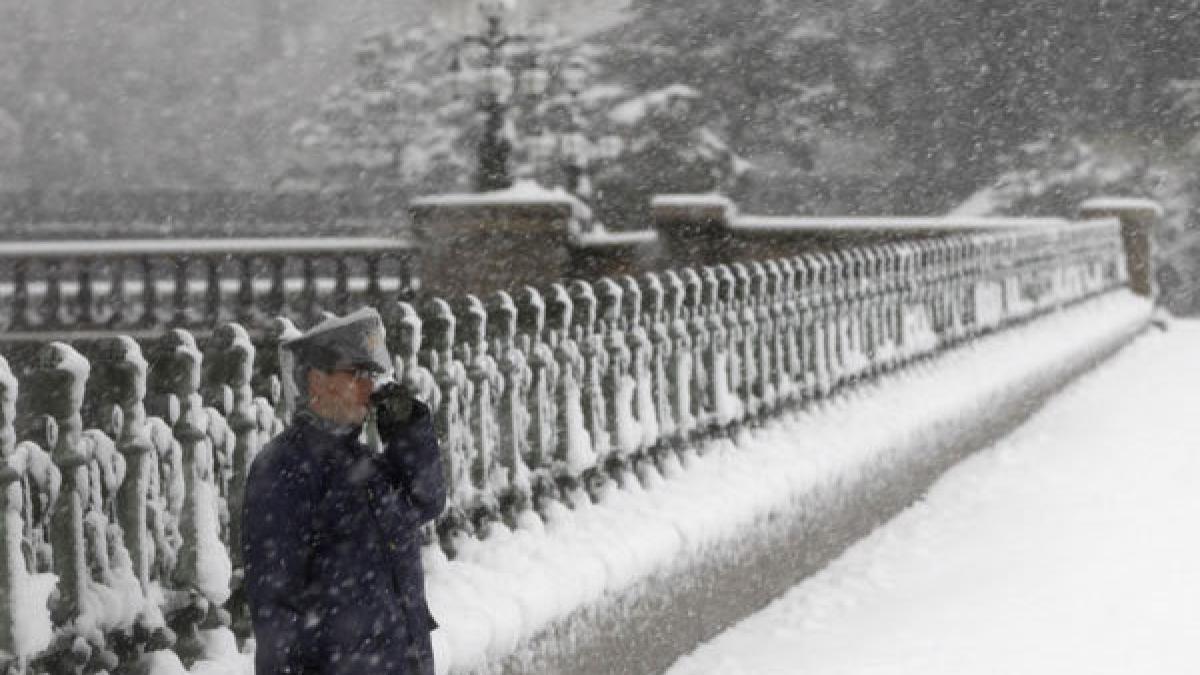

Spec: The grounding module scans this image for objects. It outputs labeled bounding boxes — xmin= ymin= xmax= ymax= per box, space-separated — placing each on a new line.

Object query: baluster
xmin=157 ymin=329 xmax=229 ymax=666
xmin=729 ymin=264 xmax=759 ymax=416
xmin=425 ymin=298 xmax=473 ymax=554
xmin=90 ymin=337 xmax=154 ymax=596
xmin=237 ymin=257 xmax=255 ymax=325
xmin=108 ymin=257 xmax=127 ymax=328
xmin=1 ymin=355 xmax=62 ymax=668
xmin=487 ymin=291 xmax=533 ymax=526
xmin=23 ymin=343 xmax=105 ymax=668
xmin=460 ymin=296 xmax=501 ymax=531
xmin=545 ymin=283 xmax=594 ymax=505
xmin=681 ymin=269 xmax=711 ymax=433
xmin=515 ymin=287 xmax=559 ymax=513
xmin=77 ymin=259 xmax=94 ymax=328
xmin=595 ymin=279 xmax=637 ymax=483
xmin=621 ymin=275 xmax=659 ymax=463
xmin=268 ymin=256 xmax=286 ymax=317
xmin=41 ymin=258 xmax=62 ymax=330
xmin=766 ymin=261 xmax=791 ymax=405
xmin=663 ymin=271 xmax=696 ymax=447
xmin=140 ymin=257 xmax=159 ymax=329
xmin=814 ymin=253 xmax=836 ymax=390
xmin=699 ymin=267 xmax=732 ymax=431
xmin=365 ymin=254 xmax=383 ymax=308
xmin=300 ymin=256 xmax=318 ymax=323
xmin=569 ymin=281 xmax=610 ymax=499
xmin=334 ymin=258 xmax=349 ymax=312
xmin=11 ymin=258 xmax=29 ymax=332
xmin=750 ymin=262 xmax=776 ymax=410
xmin=716 ymin=266 xmax=742 ymax=419
xmin=173 ymin=256 xmax=189 ymax=327
xmin=205 ymin=257 xmax=222 ymax=326
xmin=640 ymin=273 xmax=675 ymax=459
xmin=203 ymin=323 xmax=258 ymax=637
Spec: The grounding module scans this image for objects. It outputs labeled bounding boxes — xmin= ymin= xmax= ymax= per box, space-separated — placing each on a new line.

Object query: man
xmin=243 ymin=308 xmax=446 ymax=675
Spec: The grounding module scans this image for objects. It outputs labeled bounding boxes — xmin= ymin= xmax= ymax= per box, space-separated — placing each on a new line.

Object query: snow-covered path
xmin=666 ymin=318 xmax=1200 ymax=675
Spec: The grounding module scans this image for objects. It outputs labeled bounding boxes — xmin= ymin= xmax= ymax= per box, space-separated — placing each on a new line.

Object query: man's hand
xmin=371 ymin=381 xmax=415 ymax=439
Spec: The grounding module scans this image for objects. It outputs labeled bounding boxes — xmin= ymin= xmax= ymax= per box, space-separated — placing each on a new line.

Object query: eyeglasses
xmin=331 ymin=366 xmax=377 ymax=381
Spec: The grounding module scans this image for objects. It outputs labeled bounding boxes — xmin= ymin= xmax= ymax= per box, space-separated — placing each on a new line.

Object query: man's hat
xmin=282 ymin=307 xmax=391 ymax=374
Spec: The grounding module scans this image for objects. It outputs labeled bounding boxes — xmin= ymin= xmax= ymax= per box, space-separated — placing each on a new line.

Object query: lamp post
xmin=451 ymin=0 xmax=536 ymax=192
xmin=447 ymin=0 xmax=621 ymax=204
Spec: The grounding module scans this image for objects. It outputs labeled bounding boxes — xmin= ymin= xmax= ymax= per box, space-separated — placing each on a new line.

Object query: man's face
xmin=307 ymin=367 xmax=375 ymax=426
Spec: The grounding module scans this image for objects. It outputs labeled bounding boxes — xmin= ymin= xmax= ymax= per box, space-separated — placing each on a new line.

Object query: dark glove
xmin=371 ymin=381 xmax=415 ymax=439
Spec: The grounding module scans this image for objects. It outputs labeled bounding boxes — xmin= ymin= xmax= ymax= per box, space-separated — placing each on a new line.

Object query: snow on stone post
xmin=545 ymin=284 xmax=593 ymax=504
xmin=390 ymin=302 xmax=441 ymax=546
xmin=794 ymin=255 xmax=820 ymax=397
xmin=699 ymin=268 xmax=731 ymax=432
xmin=1 ymin=354 xmax=60 ymax=670
xmin=487 ymin=291 xmax=534 ymax=527
xmin=260 ymin=317 xmax=301 ymax=431
xmin=459 ymin=295 xmax=502 ymax=532
xmin=203 ymin=323 xmax=258 ymax=641
xmin=750 ymin=263 xmax=777 ymax=411
xmin=22 ymin=343 xmax=91 ymax=635
xmin=392 ymin=303 xmax=440 ymax=412
xmin=855 ymin=250 xmax=880 ymax=375
xmin=679 ymin=269 xmax=712 ymax=436
xmin=0 ymin=355 xmax=20 ymax=668
xmin=730 ymin=264 xmax=760 ymax=417
xmin=766 ymin=261 xmax=792 ymax=405
xmin=716 ymin=266 xmax=744 ymax=423
xmin=569 ymin=281 xmax=611 ymax=500
xmin=788 ymin=258 xmax=812 ymax=399
xmin=778 ymin=260 xmax=804 ymax=404
xmin=641 ymin=273 xmax=677 ymax=456
xmin=89 ymin=337 xmax=154 ymax=596
xmin=158 ymin=329 xmax=229 ymax=666
xmin=203 ymin=324 xmax=257 ymax=575
xmin=515 ymin=287 xmax=561 ymax=513
xmin=425 ymin=298 xmax=474 ymax=554
xmin=663 ymin=271 xmax=696 ymax=445
xmin=848 ymin=250 xmax=872 ymax=376
xmin=831 ymin=252 xmax=855 ymax=386
xmin=594 ymin=279 xmax=636 ymax=486
xmin=620 ymin=276 xmax=659 ymax=463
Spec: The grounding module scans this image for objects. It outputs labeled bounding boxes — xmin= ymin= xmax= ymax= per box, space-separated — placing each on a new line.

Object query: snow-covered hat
xmin=283 ymin=307 xmax=391 ymax=374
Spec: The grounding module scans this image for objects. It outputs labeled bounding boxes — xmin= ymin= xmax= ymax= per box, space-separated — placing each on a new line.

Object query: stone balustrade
xmin=0 ymin=218 xmax=1128 ymax=673
xmin=0 ymin=238 xmax=416 ymax=341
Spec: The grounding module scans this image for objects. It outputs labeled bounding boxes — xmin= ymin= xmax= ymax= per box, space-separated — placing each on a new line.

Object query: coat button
xmin=388 ymin=542 xmax=397 ymax=551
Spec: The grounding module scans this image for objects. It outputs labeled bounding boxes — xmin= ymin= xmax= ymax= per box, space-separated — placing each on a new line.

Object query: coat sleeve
xmin=242 ymin=443 xmax=321 ymax=675
xmin=379 ymin=400 xmax=447 ymax=527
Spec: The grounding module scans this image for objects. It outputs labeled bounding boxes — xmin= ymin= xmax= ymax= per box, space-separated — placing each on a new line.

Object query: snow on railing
xmin=0 ymin=238 xmax=416 ymax=337
xmin=0 ymin=218 xmax=1125 ymax=673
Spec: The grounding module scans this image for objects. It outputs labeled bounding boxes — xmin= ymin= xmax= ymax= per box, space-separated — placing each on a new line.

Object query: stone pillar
xmin=1079 ymin=197 xmax=1162 ymax=298
xmin=650 ymin=194 xmax=737 ymax=267
xmin=409 ymin=185 xmax=578 ymax=297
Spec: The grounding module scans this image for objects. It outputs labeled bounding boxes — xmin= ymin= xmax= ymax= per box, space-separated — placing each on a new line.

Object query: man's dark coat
xmin=243 ymin=402 xmax=446 ymax=675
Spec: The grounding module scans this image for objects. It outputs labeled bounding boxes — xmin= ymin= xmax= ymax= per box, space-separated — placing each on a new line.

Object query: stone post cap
xmin=1079 ymin=197 xmax=1164 ymax=219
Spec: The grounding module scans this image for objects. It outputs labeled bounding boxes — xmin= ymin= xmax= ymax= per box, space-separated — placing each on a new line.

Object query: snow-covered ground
xmin=666 ymin=315 xmax=1199 ymax=675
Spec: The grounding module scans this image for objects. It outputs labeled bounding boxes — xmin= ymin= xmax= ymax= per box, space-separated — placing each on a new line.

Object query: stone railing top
xmin=411 ymin=181 xmax=586 ymax=212
xmin=729 ymin=215 xmax=1080 ymax=233
xmin=0 ymin=236 xmax=413 ymax=259
xmin=650 ymin=194 xmax=738 ymax=209
xmin=1079 ymin=197 xmax=1164 ymax=218
xmin=570 ymin=227 xmax=659 ymax=249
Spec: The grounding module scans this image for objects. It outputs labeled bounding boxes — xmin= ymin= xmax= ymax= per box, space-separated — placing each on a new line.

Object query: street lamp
xmin=446 ymin=0 xmax=621 ymax=206
xmin=449 ymin=0 xmax=535 ymax=192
